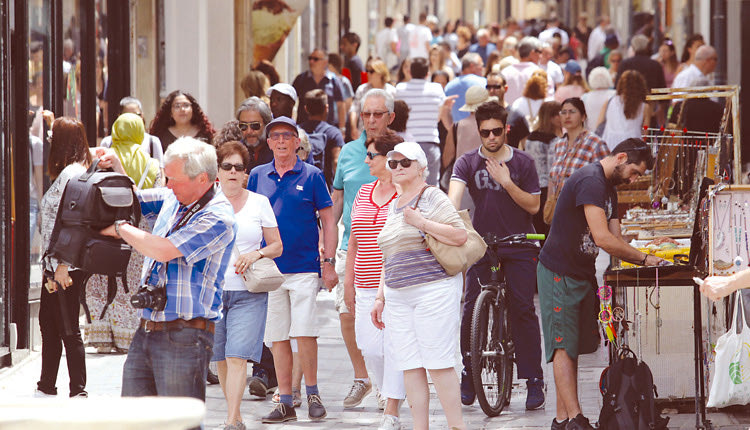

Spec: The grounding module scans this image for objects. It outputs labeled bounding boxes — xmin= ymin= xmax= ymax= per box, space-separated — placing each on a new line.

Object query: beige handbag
xmin=413 ymin=186 xmax=488 ymax=276
xmin=233 ymin=246 xmax=285 ymax=293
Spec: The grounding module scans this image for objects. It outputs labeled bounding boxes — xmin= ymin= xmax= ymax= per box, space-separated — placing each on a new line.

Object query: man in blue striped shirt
xmin=99 ymin=137 xmax=236 ymax=406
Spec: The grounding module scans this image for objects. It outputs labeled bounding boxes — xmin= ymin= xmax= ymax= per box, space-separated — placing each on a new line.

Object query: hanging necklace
xmin=735 ymin=201 xmax=744 ymax=267
xmin=743 ymin=202 xmax=749 ymax=266
xmin=714 ymin=197 xmax=729 ymax=248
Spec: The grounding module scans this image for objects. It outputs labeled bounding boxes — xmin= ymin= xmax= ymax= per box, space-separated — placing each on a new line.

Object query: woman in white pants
xmin=372 ymin=141 xmax=467 ymax=430
xmin=344 ymin=131 xmax=406 ymax=430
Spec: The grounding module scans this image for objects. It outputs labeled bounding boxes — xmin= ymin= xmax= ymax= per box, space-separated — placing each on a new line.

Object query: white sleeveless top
xmin=601 ymin=95 xmax=645 ymax=151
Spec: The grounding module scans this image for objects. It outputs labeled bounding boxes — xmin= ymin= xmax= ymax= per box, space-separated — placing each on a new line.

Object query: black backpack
xmin=46 ymin=159 xmax=141 ymax=320
xmin=599 ymin=347 xmax=670 ymax=430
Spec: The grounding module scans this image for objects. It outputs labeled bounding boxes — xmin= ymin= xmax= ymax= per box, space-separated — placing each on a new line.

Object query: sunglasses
xmin=486 ymin=84 xmax=504 ymax=90
xmin=238 ymin=121 xmax=262 ymax=131
xmin=366 ymin=151 xmax=383 ymax=160
xmin=479 ymin=127 xmax=504 ymax=138
xmin=361 ymin=110 xmax=389 ymax=120
xmin=268 ymin=131 xmax=297 ymax=141
xmin=220 ymin=162 xmax=245 ymax=172
xmin=387 ymin=158 xmax=413 ymax=169
xmin=308 ymin=56 xmax=325 ymax=62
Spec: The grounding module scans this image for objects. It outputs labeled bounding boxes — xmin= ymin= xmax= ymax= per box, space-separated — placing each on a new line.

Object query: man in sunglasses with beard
xmin=538 ymin=138 xmax=664 ymax=430
xmin=447 ymin=100 xmax=547 ymax=411
xmin=236 ymin=97 xmax=274 ymax=173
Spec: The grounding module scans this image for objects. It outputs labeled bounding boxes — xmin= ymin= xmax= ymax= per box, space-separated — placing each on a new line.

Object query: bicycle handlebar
xmin=483 ymin=233 xmax=546 ymax=245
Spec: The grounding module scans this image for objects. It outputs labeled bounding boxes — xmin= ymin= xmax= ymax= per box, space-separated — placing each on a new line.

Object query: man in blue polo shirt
xmin=447 ymin=100 xmax=546 ymax=411
xmin=444 ymin=52 xmax=486 ymax=123
xmin=247 ymin=116 xmax=338 ymax=424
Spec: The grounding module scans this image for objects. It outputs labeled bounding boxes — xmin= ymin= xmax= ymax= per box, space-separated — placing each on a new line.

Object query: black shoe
xmin=207 ymin=368 xmax=220 ymax=385
xmin=526 ymin=377 xmax=546 ymax=410
xmin=307 ymin=394 xmax=327 ymax=420
xmin=460 ymin=368 xmax=475 ymax=405
xmin=248 ymin=375 xmax=270 ymax=398
xmin=261 ymin=402 xmax=297 ymax=424
xmin=551 ymin=418 xmax=569 ymax=430
xmin=566 ymin=414 xmax=594 ymax=430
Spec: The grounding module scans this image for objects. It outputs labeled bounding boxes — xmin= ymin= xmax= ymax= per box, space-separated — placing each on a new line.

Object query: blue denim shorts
xmin=211 ymin=290 xmax=268 ymax=362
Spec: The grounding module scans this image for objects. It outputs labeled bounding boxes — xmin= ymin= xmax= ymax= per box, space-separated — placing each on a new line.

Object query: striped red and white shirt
xmin=351 ymin=181 xmax=397 ymax=289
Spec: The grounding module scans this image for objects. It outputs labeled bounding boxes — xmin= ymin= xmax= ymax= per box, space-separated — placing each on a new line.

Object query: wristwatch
xmin=323 ymin=257 xmax=336 ymax=266
xmin=114 ymin=220 xmax=130 ymax=237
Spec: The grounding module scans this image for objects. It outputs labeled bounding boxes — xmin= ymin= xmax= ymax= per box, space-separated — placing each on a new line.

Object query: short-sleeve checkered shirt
xmin=137 ymin=187 xmax=236 ymax=322
xmin=548 ymin=130 xmax=610 ymax=195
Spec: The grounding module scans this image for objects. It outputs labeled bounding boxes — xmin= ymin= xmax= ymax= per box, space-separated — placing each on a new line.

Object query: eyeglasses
xmin=366 ymin=151 xmax=383 ymax=160
xmin=479 ymin=127 xmax=504 ymax=138
xmin=387 ymin=158 xmax=413 ymax=169
xmin=361 ymin=110 xmax=389 ymax=120
xmin=366 ymin=68 xmax=376 ymax=73
xmin=268 ymin=131 xmax=297 ymax=141
xmin=238 ymin=121 xmax=262 ymax=131
xmin=486 ymin=84 xmax=504 ymax=90
xmin=220 ymin=162 xmax=245 ymax=172
xmin=172 ymin=103 xmax=192 ymax=111
xmin=308 ymin=56 xmax=325 ymax=62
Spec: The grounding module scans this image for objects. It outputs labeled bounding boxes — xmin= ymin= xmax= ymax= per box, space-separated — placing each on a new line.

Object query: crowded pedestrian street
xmin=2 ymin=1 xmax=750 ymax=429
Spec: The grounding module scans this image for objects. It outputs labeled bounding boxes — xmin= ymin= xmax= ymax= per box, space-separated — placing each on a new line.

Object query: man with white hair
xmin=672 ymin=45 xmax=717 ymax=89
xmin=539 ymin=42 xmax=564 ymax=97
xmin=469 ymin=28 xmax=497 ymax=64
xmin=615 ymin=34 xmax=665 ymax=91
xmin=99 ymin=137 xmax=236 ymax=407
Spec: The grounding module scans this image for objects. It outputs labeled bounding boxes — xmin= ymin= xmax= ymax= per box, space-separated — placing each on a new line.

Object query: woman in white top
xmin=510 ymin=69 xmax=553 ymax=132
xmin=597 ymin=70 xmax=652 ymax=151
xmin=350 ymin=59 xmax=397 ymax=136
xmin=581 ymin=67 xmax=615 ymax=131
xmin=213 ymin=141 xmax=283 ymax=430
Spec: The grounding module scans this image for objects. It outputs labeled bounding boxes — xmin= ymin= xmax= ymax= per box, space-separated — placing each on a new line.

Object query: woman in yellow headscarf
xmin=84 ymin=113 xmax=162 ymax=353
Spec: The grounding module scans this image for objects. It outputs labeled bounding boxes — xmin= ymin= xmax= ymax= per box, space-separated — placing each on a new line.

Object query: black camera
xmin=130 ymin=285 xmax=167 ymax=311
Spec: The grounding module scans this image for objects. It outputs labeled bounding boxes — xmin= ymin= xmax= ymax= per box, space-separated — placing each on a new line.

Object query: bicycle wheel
xmin=470 ymin=287 xmax=513 ymax=416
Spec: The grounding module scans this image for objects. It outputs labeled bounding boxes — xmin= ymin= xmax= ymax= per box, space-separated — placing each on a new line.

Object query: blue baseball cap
xmin=265 ymin=116 xmax=299 ymax=136
xmin=564 ymin=60 xmax=582 ymax=75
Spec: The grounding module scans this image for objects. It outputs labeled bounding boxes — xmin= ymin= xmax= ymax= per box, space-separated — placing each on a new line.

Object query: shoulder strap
xmin=412 ymin=185 xmax=432 ymax=209
xmin=149 ymin=135 xmax=156 ymax=157
xmin=136 ymin=158 xmax=156 ymax=190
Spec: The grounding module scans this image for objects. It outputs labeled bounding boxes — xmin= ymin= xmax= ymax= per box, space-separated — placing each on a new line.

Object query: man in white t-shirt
xmin=397 ymin=16 xmax=414 ymax=63
xmin=540 ymin=42 xmax=564 ymax=97
xmin=587 ymin=15 xmax=611 ymax=62
xmin=538 ymin=14 xmax=569 ymax=47
xmin=501 ymin=37 xmax=552 ymax=106
xmin=376 ymin=17 xmax=399 ymax=72
xmin=408 ymin=12 xmax=432 ymax=59
xmin=672 ymin=45 xmax=717 ymax=89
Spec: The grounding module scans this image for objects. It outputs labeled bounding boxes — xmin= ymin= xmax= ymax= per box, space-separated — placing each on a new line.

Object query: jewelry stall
xmin=602 ymin=86 xmax=740 ymax=429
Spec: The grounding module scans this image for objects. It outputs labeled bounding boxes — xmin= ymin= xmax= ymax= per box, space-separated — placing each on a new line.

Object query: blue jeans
xmin=121 ymin=325 xmax=214 ymax=401
xmin=461 ymin=247 xmax=544 ymax=380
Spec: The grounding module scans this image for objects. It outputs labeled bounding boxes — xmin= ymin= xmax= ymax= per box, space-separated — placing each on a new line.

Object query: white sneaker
xmin=378 ymin=414 xmax=402 ymax=430
xmin=33 ymin=389 xmax=56 ymax=398
xmin=376 ymin=391 xmax=386 ymax=410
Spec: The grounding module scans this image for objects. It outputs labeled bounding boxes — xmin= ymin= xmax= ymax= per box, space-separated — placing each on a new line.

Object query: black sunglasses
xmin=479 ymin=127 xmax=504 ymax=138
xmin=220 ymin=162 xmax=245 ymax=172
xmin=486 ymin=84 xmax=504 ymax=90
xmin=238 ymin=121 xmax=262 ymax=131
xmin=387 ymin=159 xmax=413 ymax=169
xmin=366 ymin=151 xmax=383 ymax=160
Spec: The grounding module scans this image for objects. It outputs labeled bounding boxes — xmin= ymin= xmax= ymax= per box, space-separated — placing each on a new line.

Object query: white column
xmin=163 ymin=0 xmax=235 ymax=124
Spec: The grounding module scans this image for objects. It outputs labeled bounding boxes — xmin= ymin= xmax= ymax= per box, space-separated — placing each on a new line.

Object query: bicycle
xmin=469 ymin=232 xmax=545 ymax=417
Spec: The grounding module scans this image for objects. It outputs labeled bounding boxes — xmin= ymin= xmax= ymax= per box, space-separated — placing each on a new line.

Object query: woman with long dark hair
xmin=598 ymin=70 xmax=651 ymax=151
xmin=36 ymin=117 xmax=93 ymax=398
xmin=657 ymin=39 xmax=679 ymax=88
xmin=149 ymin=90 xmax=216 ymax=152
xmin=677 ymin=34 xmax=705 ymax=74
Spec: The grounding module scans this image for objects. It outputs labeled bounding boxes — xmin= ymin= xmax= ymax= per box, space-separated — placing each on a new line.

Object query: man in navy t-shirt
xmin=537 ymin=138 xmax=663 ymax=430
xmin=448 ymin=100 xmax=546 ymax=410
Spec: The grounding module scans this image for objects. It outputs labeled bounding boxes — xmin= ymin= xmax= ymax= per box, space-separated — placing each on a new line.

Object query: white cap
xmin=266 ymin=83 xmax=298 ymax=102
xmin=386 ymin=142 xmax=428 ymax=168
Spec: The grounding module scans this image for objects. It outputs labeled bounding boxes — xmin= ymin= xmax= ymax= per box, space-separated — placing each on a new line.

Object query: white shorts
xmin=264 ymin=272 xmax=320 ymax=342
xmin=384 ymin=274 xmax=462 ymax=371
xmin=334 ymin=249 xmax=350 ymax=314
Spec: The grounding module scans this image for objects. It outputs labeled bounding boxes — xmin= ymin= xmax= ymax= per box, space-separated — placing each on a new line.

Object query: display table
xmin=0 ymin=396 xmax=205 ymax=430
xmin=604 ymin=265 xmax=710 ymax=429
